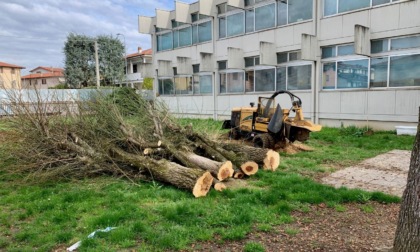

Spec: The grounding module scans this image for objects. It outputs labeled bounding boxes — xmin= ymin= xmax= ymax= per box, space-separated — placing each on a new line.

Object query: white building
xmin=139 ymin=0 xmax=420 ymax=130
xmin=119 ymin=48 xmax=153 ymax=89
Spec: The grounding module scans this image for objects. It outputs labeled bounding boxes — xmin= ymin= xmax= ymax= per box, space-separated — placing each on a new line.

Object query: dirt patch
xmin=188 ymin=202 xmax=399 ymax=252
xmin=322 ymin=150 xmax=410 ymax=197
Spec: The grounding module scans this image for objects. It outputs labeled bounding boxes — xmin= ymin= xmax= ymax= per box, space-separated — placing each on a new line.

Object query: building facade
xmin=139 ymin=0 xmax=420 ymax=129
xmin=0 ymin=61 xmax=25 ymax=89
xmin=21 ymin=67 xmax=65 ymax=89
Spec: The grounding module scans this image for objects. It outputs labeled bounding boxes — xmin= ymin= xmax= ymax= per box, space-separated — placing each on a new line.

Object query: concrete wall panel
xmin=319 ymin=92 xmax=341 ymax=114
xmin=340 ymin=91 xmax=366 ymax=114
xmin=320 ymin=16 xmax=343 ymax=40
xmin=399 ymin=0 xmax=420 ymax=29
xmin=367 ymin=91 xmax=396 ymax=115
xmin=371 ymin=5 xmax=399 ymax=33
xmin=395 ymin=89 xmax=420 ymax=116
xmin=342 ymin=10 xmax=369 ymax=37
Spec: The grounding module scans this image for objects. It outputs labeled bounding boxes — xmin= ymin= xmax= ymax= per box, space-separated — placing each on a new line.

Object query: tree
xmin=64 ymin=33 xmax=124 ymax=88
xmin=143 ymin=78 xmax=154 ymax=90
xmin=394 ymin=107 xmax=420 ymax=251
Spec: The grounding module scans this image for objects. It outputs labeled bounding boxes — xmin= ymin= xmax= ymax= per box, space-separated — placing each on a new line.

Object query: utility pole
xmin=94 ymin=40 xmax=100 ymax=89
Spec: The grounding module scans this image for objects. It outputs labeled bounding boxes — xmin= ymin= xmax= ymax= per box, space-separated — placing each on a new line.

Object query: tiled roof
xmin=0 ymin=61 xmax=25 ymax=69
xmin=126 ymin=48 xmax=152 ymax=59
xmin=21 ymin=72 xmax=64 ymax=79
xmin=30 ymin=66 xmax=64 ymax=73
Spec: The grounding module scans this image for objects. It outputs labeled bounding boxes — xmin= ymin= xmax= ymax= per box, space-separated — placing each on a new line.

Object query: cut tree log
xmin=185 ymin=153 xmax=234 ymax=181
xmin=240 ymin=161 xmax=259 ymax=176
xmin=220 ymin=143 xmax=280 ymax=171
xmin=112 ymin=148 xmax=213 ymax=197
xmin=213 ymin=179 xmax=227 ymax=191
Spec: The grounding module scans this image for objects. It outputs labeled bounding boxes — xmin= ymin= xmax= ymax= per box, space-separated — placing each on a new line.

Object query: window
xmin=322 ymin=63 xmax=336 ymax=89
xmin=245 ymin=10 xmax=255 ymax=33
xmin=278 ymin=0 xmax=313 ymax=26
xmin=390 ymin=54 xmax=420 ymax=87
xmin=157 ymin=32 xmax=173 ymax=52
xmin=42 ymin=79 xmax=47 ymax=85
xmin=217 ymin=3 xmax=227 ymax=14
xmin=322 ymin=44 xmax=354 ymax=59
xmin=255 ymin=68 xmax=276 ymax=91
xmin=324 ymin=0 xmax=398 ymax=16
xmin=255 ymin=3 xmax=276 ymax=31
xmin=133 ymin=64 xmax=138 ymax=73
xmin=370 ymin=57 xmax=388 ymax=88
xmin=192 ymin=64 xmax=200 ymax=73
xmin=158 ymin=78 xmax=174 ymax=95
xmin=277 ymin=51 xmax=301 ymax=64
xmin=277 ymin=65 xmax=312 ymax=90
xmin=197 ymin=21 xmax=212 ymax=43
xmin=191 ymin=13 xmax=208 ymax=22
xmin=218 ymin=61 xmax=227 ymax=70
xmin=219 ymin=17 xmax=227 ymax=38
xmin=323 ymin=60 xmax=369 ymax=89
xmin=227 ymin=12 xmax=245 ymax=37
xmin=220 ymin=71 xmax=245 ymax=93
xmin=175 ymin=76 xmax=193 ymax=95
xmin=245 ymin=56 xmax=260 ymax=67
xmin=193 ymin=75 xmax=213 ymax=94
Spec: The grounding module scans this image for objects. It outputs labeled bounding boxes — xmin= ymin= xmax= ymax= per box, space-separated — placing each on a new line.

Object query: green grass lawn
xmin=0 ymin=119 xmax=415 ymax=251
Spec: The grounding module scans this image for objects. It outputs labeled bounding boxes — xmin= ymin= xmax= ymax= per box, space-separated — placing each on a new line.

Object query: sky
xmin=0 ymin=0 xmax=196 ymax=75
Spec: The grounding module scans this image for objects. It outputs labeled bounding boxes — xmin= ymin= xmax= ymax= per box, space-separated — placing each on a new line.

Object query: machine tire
xmin=229 ymin=128 xmax=240 ymax=140
xmin=253 ymin=134 xmax=274 ymax=149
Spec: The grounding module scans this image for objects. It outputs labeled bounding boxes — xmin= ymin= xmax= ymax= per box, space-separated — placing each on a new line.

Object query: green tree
xmin=64 ymin=33 xmax=124 ymax=88
xmin=143 ymin=78 xmax=154 ymax=90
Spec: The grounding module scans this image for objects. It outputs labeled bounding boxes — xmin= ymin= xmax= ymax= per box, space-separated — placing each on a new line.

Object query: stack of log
xmin=9 ymin=88 xmax=280 ymax=198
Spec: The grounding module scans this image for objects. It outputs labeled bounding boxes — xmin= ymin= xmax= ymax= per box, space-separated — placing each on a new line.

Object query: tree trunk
xmin=112 ymin=148 xmax=214 ymax=197
xmin=240 ymin=161 xmax=259 ymax=176
xmin=394 ymin=107 xmax=420 ymax=251
xmin=213 ymin=178 xmax=227 ymax=191
xmin=185 ymin=153 xmax=234 ymax=181
xmin=220 ymin=143 xmax=281 ymax=171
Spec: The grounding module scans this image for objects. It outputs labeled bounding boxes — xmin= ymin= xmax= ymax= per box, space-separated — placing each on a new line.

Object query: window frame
xmin=323 ymin=0 xmax=401 ymax=18
xmin=219 ymin=69 xmax=246 ymax=94
xmin=276 ymin=61 xmax=313 ymax=91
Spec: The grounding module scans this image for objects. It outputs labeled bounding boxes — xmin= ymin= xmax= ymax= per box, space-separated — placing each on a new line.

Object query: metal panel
xmin=340 ymin=91 xmax=366 ymax=114
xmin=200 ymin=53 xmax=214 ymax=72
xmin=301 ymin=34 xmax=318 ymax=61
xmin=157 ymin=60 xmax=173 ymax=77
xmin=156 ymin=9 xmax=171 ymax=29
xmin=177 ymin=57 xmax=193 ymax=75
xmin=259 ymin=42 xmax=276 ymax=65
xmin=175 ymin=1 xmax=192 ymax=24
xmin=367 ymin=91 xmax=396 ymax=115
xmin=354 ymin=25 xmax=370 ymax=56
xmin=227 ymin=0 xmax=244 ymax=9
xmin=199 ymin=0 xmax=216 ymax=16
xmin=395 ymin=90 xmax=420 ymax=116
xmin=227 ymin=47 xmax=244 ymax=69
xmin=138 ymin=16 xmax=154 ymax=34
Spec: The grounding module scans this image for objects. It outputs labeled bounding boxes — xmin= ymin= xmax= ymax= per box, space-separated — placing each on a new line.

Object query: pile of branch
xmin=7 ymin=88 xmax=280 ymax=197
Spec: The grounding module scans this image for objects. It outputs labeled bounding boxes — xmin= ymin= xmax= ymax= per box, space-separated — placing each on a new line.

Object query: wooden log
xmin=185 ymin=153 xmax=233 ymax=181
xmin=220 ymin=143 xmax=280 ymax=171
xmin=240 ymin=161 xmax=259 ymax=176
xmin=213 ymin=179 xmax=227 ymax=191
xmin=112 ymin=148 xmax=213 ymax=197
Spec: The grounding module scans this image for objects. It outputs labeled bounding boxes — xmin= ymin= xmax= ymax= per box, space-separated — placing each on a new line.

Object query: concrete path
xmin=322 ymin=150 xmax=411 ymax=197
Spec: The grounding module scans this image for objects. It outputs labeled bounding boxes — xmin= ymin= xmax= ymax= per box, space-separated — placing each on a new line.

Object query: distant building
xmin=138 ymin=0 xmax=420 ymax=130
xmin=21 ymin=67 xmax=65 ymax=89
xmin=119 ymin=48 xmax=153 ymax=89
xmin=0 ymin=61 xmax=25 ymax=89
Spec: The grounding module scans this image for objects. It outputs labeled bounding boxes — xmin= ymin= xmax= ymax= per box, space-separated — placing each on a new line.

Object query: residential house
xmin=0 ymin=61 xmax=25 ymax=89
xmin=138 ymin=0 xmax=420 ymax=130
xmin=119 ymin=48 xmax=153 ymax=89
xmin=21 ymin=66 xmax=65 ymax=89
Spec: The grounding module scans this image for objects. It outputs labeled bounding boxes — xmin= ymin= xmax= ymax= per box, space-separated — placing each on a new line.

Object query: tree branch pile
xmin=6 ymin=88 xmax=280 ymax=197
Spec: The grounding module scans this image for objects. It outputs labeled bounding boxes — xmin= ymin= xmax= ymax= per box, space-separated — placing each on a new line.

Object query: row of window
xmin=157 ymin=20 xmax=212 ymax=51
xmin=158 ymin=75 xmax=213 ymax=95
xmin=324 ymin=0 xmax=399 ymax=17
xmin=219 ymin=0 xmax=313 ymax=39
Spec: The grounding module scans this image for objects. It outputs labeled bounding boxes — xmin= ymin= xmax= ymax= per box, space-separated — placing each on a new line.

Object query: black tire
xmin=229 ymin=128 xmax=240 ymax=140
xmin=253 ymin=134 xmax=274 ymax=149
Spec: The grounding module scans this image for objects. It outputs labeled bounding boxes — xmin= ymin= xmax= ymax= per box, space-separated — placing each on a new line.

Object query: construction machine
xmin=222 ymin=90 xmax=322 ymax=149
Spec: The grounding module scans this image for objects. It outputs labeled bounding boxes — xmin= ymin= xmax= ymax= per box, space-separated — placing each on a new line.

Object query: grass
xmin=0 ymin=119 xmax=415 ymax=251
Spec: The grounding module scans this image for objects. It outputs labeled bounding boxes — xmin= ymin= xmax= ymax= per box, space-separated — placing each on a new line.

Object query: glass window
xmin=179 ymin=27 xmax=192 ymax=47
xmin=276 ymin=67 xmax=287 ymax=90
xmin=219 ymin=17 xmax=226 ymax=39
xmin=389 ymin=54 xmax=420 ymax=87
xmin=193 ymin=64 xmax=200 ymax=73
xmin=370 ymin=57 xmax=389 ymax=88
xmin=324 ymin=0 xmax=337 ymax=16
xmin=288 ymin=65 xmax=311 ymax=90
xmin=227 ymin=72 xmax=245 ymax=93
xmin=277 ymin=53 xmax=288 ymax=64
xmin=245 ymin=57 xmax=255 ymax=67
xmin=220 ymin=73 xmax=227 ymax=93
xmin=198 ymin=21 xmax=212 ymax=43
xmin=372 ymin=0 xmax=391 ymax=6
xmin=391 ymin=35 xmax=420 ymax=51
xmin=157 ymin=32 xmax=173 ymax=51
xmin=371 ymin=39 xmax=389 ymax=54
xmin=218 ymin=61 xmax=227 ymax=70
xmin=245 ymin=70 xmax=255 ymax=92
xmin=217 ymin=3 xmax=227 ymax=14
xmin=337 ymin=44 xmax=355 ymax=56
xmin=199 ymin=75 xmax=213 ymax=94
xmin=277 ymin=0 xmax=287 ymax=26
xmin=175 ymin=77 xmax=193 ymax=95
xmin=255 ymin=3 xmax=276 ymax=31
xmin=289 ymin=51 xmax=301 ymax=61
xmin=337 ymin=59 xmax=369 ymax=89
xmin=227 ymin=12 xmax=245 ymax=37
xmin=323 ymin=62 xmax=336 ymax=89
xmin=245 ymin=0 xmax=254 ymax=6
xmin=191 ymin=13 xmax=199 ymax=22
xmin=193 ymin=75 xmax=200 ymax=93
xmin=255 ymin=68 xmax=276 ymax=92
xmin=338 ymin=0 xmax=370 ymax=13
xmin=192 ymin=25 xmax=198 ymax=44
xmin=159 ymin=78 xmax=174 ymax=95
xmin=289 ymin=0 xmax=313 ymax=24
xmin=173 ymin=30 xmax=179 ymax=48
xmin=255 ymin=57 xmax=260 ymax=65
xmin=322 ymin=46 xmax=336 ymax=59
xmin=246 ymin=9 xmax=255 ymax=33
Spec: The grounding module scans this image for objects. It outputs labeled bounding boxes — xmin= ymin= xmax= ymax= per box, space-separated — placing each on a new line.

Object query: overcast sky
xmin=0 ymin=0 xmax=196 ymax=75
